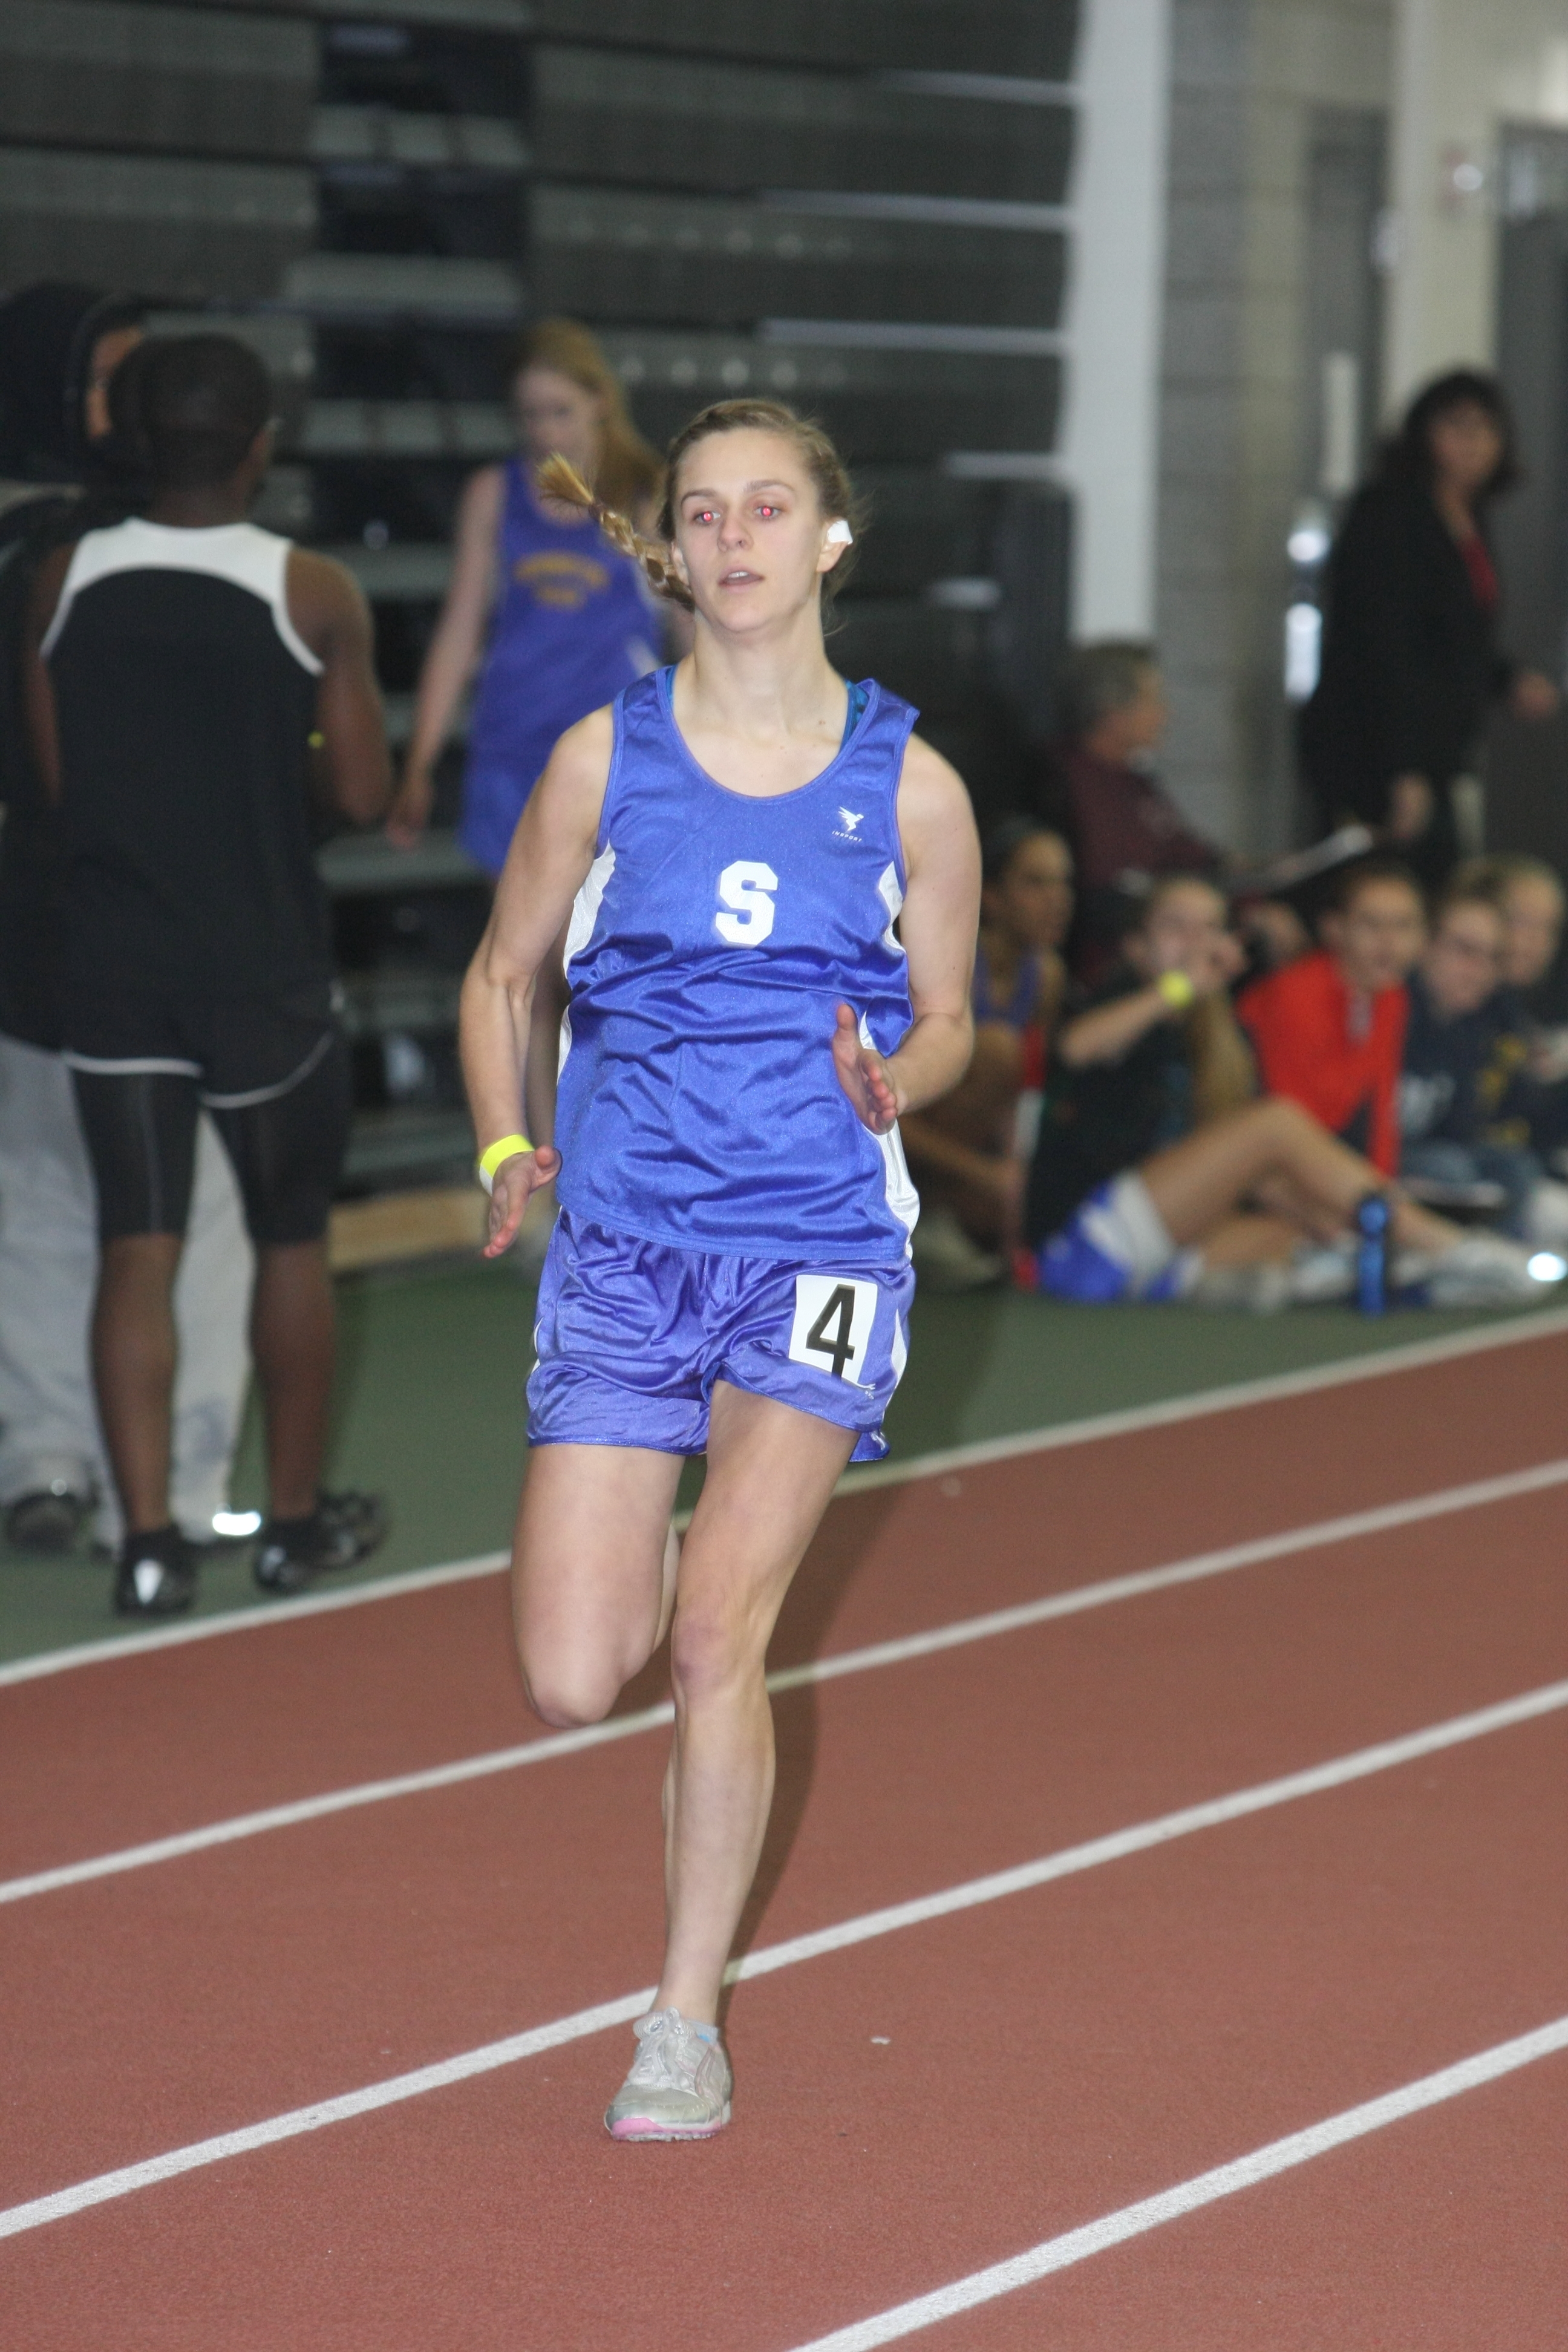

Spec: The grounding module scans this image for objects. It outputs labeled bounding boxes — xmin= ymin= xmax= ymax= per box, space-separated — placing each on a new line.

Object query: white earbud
xmin=825 ymin=518 xmax=854 ymax=546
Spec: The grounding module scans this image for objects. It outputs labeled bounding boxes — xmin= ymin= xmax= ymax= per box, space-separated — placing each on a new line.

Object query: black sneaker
xmin=6 ymin=1485 xmax=90 ymax=1553
xmin=114 ymin=1525 xmax=198 ymax=1617
xmin=252 ymin=1489 xmax=388 ymax=1595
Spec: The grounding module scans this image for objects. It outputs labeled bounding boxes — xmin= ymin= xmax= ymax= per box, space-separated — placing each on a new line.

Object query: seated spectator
xmin=1398 ymin=878 xmax=1568 ymax=1245
xmin=904 ymin=819 xmax=1072 ymax=1289
xmin=1238 ymin=859 xmax=1426 ymax=1174
xmin=1449 ymin=852 xmax=1568 ymax=1168
xmin=1483 ymin=853 xmax=1566 ymax=1002
xmin=1037 ymin=638 xmax=1305 ymax=982
xmin=1021 ymin=874 xmax=1553 ymax=1309
xmin=1037 ymin=641 xmax=1221 ymax=978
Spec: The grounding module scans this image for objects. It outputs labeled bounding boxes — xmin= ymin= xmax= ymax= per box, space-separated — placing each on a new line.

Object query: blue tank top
xmin=554 ymin=667 xmax=921 ymax=1261
xmin=466 ymin=460 xmax=656 ymax=780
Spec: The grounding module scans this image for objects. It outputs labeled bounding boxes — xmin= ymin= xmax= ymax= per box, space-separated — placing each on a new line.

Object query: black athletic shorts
xmin=65 ymin=980 xmax=352 ymax=1246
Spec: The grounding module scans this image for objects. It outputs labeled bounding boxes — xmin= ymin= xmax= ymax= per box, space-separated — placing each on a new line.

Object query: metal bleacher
xmin=1 ymin=0 xmax=1079 ymax=1203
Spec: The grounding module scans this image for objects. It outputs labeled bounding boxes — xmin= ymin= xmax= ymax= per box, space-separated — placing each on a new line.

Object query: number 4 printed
xmin=788 ymin=1275 xmax=879 ymax=1387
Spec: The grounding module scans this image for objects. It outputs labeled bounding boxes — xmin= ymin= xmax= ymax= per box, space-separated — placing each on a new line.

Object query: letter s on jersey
xmin=714 ymin=860 xmax=779 ymax=946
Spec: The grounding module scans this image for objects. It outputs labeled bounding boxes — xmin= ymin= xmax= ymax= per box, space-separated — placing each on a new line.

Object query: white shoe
xmin=1187 ymin=1261 xmax=1293 ymax=1312
xmin=1289 ymin=1239 xmax=1356 ymax=1303
xmin=604 ymin=2008 xmax=733 ymax=2141
xmin=1420 ymin=1232 xmax=1564 ymax=1308
xmin=910 ymin=1206 xmax=1003 ymax=1293
xmin=1524 ymin=1179 xmax=1568 ymax=1250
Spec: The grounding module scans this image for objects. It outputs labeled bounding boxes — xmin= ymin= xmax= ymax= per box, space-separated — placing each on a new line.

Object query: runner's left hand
xmin=831 ymin=1002 xmax=902 ymax=1134
xmin=484 ymin=1145 xmax=560 ymax=1258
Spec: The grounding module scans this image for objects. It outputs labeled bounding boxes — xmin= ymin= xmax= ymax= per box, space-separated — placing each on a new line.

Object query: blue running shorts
xmin=528 ymin=1212 xmax=914 ymax=1462
xmin=1035 ymin=1174 xmax=1192 ymax=1304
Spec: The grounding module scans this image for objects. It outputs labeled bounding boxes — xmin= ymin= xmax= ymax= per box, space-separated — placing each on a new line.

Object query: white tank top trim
xmin=42 ymin=517 xmax=324 ymax=676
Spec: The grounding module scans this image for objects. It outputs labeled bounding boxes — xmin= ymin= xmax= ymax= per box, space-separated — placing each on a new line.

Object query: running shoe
xmin=1405 ymin=1233 xmax=1564 ymax=1308
xmin=1185 ymin=1260 xmax=1293 ymax=1312
xmin=910 ymin=1206 xmax=1003 ymax=1293
xmin=252 ymin=1488 xmax=388 ymax=1595
xmin=6 ymin=1484 xmax=90 ymax=1553
xmin=604 ymin=2008 xmax=733 ymax=2141
xmin=114 ymin=1524 xmax=198 ymax=1617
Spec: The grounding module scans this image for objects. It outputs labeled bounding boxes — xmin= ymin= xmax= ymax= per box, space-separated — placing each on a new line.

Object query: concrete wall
xmin=1387 ymin=0 xmax=1568 ymax=402
xmin=1154 ymin=0 xmax=1394 ymax=854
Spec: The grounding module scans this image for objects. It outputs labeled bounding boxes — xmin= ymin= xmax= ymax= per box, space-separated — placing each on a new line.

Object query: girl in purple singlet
xmin=388 ymin=319 xmax=665 ymax=874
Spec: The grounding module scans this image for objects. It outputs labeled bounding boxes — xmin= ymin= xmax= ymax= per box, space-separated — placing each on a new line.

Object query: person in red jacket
xmin=1238 ymin=860 xmax=1425 ymax=1174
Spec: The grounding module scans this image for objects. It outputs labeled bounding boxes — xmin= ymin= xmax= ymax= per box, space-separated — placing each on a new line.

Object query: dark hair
xmin=1132 ymin=871 xmax=1228 ymax=929
xmin=1432 ymin=874 xmax=1506 ymax=928
xmin=120 ymin=334 xmax=272 ymax=490
xmin=0 ymin=281 xmax=144 ymax=478
xmin=1330 ymin=855 xmax=1425 ymax=915
xmin=1379 ymin=370 xmax=1519 ymax=501
xmin=981 ymin=816 xmax=1070 ymax=890
xmin=1057 ymin=640 xmax=1158 ymax=742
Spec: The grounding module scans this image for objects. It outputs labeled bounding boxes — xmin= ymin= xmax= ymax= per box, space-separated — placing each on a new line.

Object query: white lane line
xmin=7 ymin=1303 xmax=1566 ymax=1689
xmin=6 ymin=1455 xmax=1566 ymax=1910
xmin=784 ymin=2016 xmax=1568 ymax=2351
xmin=0 ymin=1548 xmax=511 ymax=1690
xmin=2 ymin=1676 xmax=1563 ymax=2242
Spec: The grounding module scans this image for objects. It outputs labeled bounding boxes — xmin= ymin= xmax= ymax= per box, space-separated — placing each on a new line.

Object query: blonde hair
xmin=510 ymin=316 xmax=662 ymax=517
xmin=537 ymin=452 xmax=693 ymax=606
xmin=1452 ymin=852 xmax=1565 ymax=907
xmin=540 ymin=396 xmax=864 ymax=618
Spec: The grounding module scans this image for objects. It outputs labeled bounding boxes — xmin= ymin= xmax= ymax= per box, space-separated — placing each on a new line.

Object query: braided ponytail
xmin=535 ymin=452 xmax=693 ymax=609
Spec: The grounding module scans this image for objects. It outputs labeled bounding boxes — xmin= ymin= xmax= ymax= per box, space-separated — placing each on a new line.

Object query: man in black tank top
xmin=24 ymin=335 xmax=393 ymax=1616
xmin=0 ymin=284 xmax=256 ymax=1565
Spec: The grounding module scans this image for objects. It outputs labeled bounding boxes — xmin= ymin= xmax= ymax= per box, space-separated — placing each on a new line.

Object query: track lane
xmin=6 ymin=1331 xmax=1568 ymax=1878
xmin=2 ymin=1498 xmax=1563 ymax=2207
xmin=11 ymin=1455 xmax=1567 ymax=1910
xmin=890 ymin=2051 xmax=1568 ymax=2350
xmin=2 ymin=1717 xmax=1561 ymax=2350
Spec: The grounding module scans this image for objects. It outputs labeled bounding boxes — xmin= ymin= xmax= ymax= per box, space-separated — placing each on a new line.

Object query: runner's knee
xmin=520 ymin=1653 xmax=623 ymax=1731
xmin=668 ymin=1599 xmax=759 ymax=1705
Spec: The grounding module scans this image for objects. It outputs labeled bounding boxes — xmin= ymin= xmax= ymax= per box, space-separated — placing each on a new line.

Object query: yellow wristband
xmin=1157 ymin=969 xmax=1195 ymax=1012
xmin=477 ymin=1133 xmax=532 ymax=1193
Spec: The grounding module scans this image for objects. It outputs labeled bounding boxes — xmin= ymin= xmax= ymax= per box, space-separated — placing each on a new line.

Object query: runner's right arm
xmin=287 ymin=549 xmax=391 ymax=827
xmin=388 ymin=464 xmax=505 ymax=844
xmin=460 ymin=706 xmax=612 ymax=1255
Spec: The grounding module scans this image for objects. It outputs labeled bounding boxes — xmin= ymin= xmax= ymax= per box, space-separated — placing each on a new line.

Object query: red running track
xmin=3 ymin=1326 xmax=1566 ymax=2347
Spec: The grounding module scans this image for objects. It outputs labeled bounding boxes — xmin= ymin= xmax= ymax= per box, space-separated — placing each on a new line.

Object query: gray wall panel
xmin=525 ymin=1 xmax=1077 ymax=77
xmin=534 ymin=47 xmax=1073 ymax=205
xmin=0 ymin=1 xmax=315 ymax=158
xmin=531 ymin=185 xmax=1065 ymax=329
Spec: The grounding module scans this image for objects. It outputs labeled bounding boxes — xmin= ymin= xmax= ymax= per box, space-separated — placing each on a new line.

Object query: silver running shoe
xmin=604 ymin=2008 xmax=733 ymax=2141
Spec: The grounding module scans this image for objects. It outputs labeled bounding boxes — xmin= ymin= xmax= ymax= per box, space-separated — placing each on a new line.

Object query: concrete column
xmin=1058 ymin=0 xmax=1174 ymax=635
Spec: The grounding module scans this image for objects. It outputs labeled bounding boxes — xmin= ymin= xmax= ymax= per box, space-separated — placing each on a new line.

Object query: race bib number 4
xmin=788 ymin=1275 xmax=878 ymax=1387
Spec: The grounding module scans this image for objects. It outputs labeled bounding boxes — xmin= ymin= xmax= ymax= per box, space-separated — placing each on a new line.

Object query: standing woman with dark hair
xmin=1302 ymin=369 xmax=1560 ymax=888
xmin=461 ymin=398 xmax=979 ymax=2137
xmin=388 ymin=318 xmax=667 ymax=872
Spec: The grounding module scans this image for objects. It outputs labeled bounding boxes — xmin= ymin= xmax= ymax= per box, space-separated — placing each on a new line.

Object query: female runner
xmin=388 ymin=317 xmax=665 ymax=872
xmin=460 ymin=398 xmax=981 ymax=2138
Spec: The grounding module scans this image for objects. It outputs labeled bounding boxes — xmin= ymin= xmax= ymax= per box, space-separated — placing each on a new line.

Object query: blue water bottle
xmin=1354 ymin=1192 xmax=1390 ymax=1315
